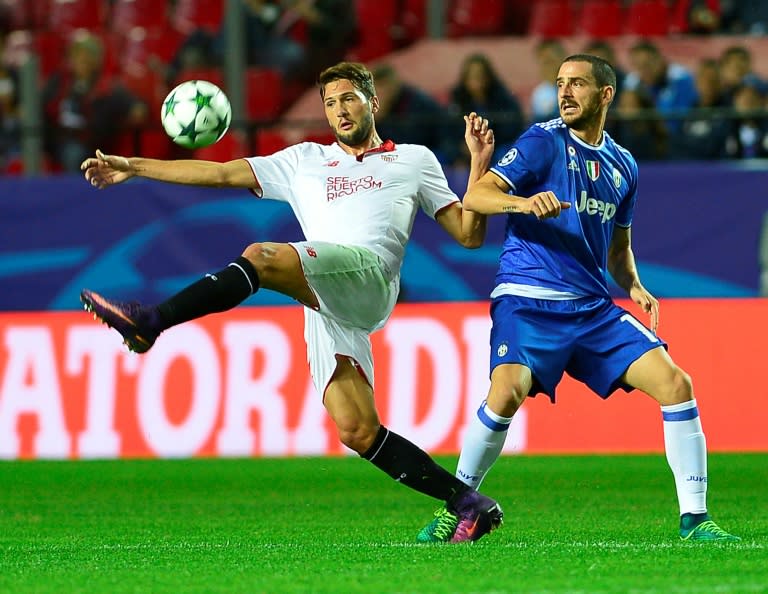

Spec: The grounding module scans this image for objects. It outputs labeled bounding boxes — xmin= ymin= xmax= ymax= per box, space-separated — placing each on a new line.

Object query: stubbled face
xmin=556 ymin=61 xmax=606 ymax=130
xmin=322 ymin=79 xmax=376 ymax=147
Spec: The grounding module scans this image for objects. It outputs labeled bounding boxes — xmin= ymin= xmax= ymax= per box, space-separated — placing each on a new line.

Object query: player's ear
xmin=370 ymin=95 xmax=380 ymax=113
xmin=602 ymin=85 xmax=615 ymax=106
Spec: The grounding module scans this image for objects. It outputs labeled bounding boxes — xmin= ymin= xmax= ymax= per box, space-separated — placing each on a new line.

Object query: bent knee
xmin=488 ymin=366 xmax=531 ymax=416
xmin=656 ymin=366 xmax=694 ymax=406
xmin=337 ymin=423 xmax=380 ymax=454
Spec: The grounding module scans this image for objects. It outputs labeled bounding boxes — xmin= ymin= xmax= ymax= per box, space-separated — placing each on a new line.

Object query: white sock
xmin=661 ymin=399 xmax=707 ymax=515
xmin=455 ymin=400 xmax=512 ymax=489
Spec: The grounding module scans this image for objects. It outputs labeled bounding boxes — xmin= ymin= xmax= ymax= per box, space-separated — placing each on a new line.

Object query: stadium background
xmin=1 ymin=0 xmax=766 ymax=459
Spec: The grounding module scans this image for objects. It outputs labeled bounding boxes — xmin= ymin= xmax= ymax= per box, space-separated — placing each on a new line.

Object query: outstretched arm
xmin=81 ymin=150 xmax=259 ymax=191
xmin=608 ymin=225 xmax=659 ymax=332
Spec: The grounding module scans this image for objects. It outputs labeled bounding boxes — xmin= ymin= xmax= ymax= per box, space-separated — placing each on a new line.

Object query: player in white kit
xmin=79 ymin=62 xmax=503 ymax=543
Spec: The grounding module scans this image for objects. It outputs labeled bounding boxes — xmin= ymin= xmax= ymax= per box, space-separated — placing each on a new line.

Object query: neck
xmin=339 ymin=132 xmax=383 ymax=157
xmin=569 ymin=113 xmax=607 ymax=146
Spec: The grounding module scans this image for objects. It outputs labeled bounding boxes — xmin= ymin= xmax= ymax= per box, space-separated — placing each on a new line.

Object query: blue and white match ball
xmin=161 ymin=80 xmax=232 ymax=149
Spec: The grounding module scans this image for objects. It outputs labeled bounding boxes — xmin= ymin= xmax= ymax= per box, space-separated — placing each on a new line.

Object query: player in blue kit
xmin=417 ymin=54 xmax=740 ymax=543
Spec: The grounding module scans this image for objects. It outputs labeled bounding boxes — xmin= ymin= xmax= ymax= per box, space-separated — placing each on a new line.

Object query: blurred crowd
xmin=1 ymin=0 xmax=767 ymax=174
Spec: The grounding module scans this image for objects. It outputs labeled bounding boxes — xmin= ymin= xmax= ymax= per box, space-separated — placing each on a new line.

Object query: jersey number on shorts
xmin=620 ymin=313 xmax=659 ymax=343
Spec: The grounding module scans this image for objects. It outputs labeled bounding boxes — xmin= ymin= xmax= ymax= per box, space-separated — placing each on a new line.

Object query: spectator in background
xmin=624 ymin=41 xmax=698 ymax=133
xmin=0 ymin=21 xmax=21 ymax=173
xmin=674 ymin=59 xmax=729 ymax=160
xmin=672 ymin=0 xmax=722 ymax=34
xmin=529 ymin=39 xmax=566 ymax=123
xmin=720 ymin=0 xmax=768 ymax=35
xmin=723 ymin=83 xmax=768 ymax=159
xmin=372 ymin=63 xmax=452 ymax=163
xmin=718 ymin=45 xmax=768 ymax=105
xmin=42 ymin=31 xmax=147 ymax=172
xmin=609 ymin=88 xmax=668 ymax=161
xmin=277 ymin=0 xmax=356 ymax=84
xmin=171 ymin=0 xmax=355 ymax=87
xmin=583 ymin=39 xmax=625 ymax=103
xmin=447 ymin=53 xmax=524 ymax=166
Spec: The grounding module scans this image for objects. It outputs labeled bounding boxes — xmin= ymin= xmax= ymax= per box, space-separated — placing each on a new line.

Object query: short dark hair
xmin=318 ymin=62 xmax=376 ymax=100
xmin=562 ymin=54 xmax=617 ymax=89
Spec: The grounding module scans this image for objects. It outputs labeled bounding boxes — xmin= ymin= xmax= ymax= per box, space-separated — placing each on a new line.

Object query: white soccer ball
xmin=161 ymin=80 xmax=232 ymax=149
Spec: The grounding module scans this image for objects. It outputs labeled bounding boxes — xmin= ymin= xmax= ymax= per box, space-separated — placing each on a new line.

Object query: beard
xmin=334 ymin=110 xmax=374 ymax=146
xmin=560 ymin=94 xmax=602 ymax=130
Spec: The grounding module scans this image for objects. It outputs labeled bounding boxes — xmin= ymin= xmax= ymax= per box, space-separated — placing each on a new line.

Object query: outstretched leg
xmin=82 ymin=242 xmax=313 ymax=352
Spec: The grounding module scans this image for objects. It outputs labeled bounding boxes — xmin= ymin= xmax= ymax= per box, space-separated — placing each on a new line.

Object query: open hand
xmin=81 ymin=149 xmax=135 ymax=189
xmin=464 ymin=112 xmax=495 ymax=161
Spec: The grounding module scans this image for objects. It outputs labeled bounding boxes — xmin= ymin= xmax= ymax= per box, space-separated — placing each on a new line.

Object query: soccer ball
xmin=161 ymin=80 xmax=232 ymax=149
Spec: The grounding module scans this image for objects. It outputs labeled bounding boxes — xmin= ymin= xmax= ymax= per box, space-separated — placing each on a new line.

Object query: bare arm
xmin=81 ymin=150 xmax=259 ymax=191
xmin=435 ymin=113 xmax=493 ymax=248
xmin=608 ymin=225 xmax=659 ymax=332
xmin=464 ymin=172 xmax=571 ymax=219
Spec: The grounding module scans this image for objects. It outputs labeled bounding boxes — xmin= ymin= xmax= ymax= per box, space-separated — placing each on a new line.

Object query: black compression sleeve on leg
xmin=361 ymin=426 xmax=470 ymax=502
xmin=157 ymin=256 xmax=260 ymax=327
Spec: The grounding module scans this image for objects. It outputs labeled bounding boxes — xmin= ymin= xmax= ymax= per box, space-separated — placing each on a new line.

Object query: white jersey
xmin=244 ymin=140 xmax=459 ymax=277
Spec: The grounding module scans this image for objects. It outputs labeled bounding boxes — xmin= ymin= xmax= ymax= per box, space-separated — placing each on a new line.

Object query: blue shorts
xmin=489 ymin=294 xmax=667 ymax=402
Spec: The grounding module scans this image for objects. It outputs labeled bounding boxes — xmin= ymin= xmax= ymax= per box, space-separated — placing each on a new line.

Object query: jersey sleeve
xmin=243 ymin=144 xmax=303 ymax=202
xmin=491 ymin=126 xmax=556 ymax=194
xmin=615 ymin=156 xmax=639 ymax=228
xmin=416 ymin=147 xmax=460 ymax=218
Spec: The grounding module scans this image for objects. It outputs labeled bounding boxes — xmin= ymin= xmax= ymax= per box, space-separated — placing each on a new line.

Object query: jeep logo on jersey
xmin=576 ymin=190 xmax=616 ymax=223
xmin=586 ymin=160 xmax=600 ymax=181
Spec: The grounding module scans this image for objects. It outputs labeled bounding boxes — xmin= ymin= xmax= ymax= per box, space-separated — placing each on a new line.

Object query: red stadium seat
xmin=245 ymin=67 xmax=283 ymax=121
xmin=110 ymin=0 xmax=170 ymax=33
xmin=576 ymin=0 xmax=623 ymax=37
xmin=120 ymin=26 xmax=185 ymax=75
xmin=47 ymin=0 xmax=108 ymax=32
xmin=120 ymin=67 xmax=168 ymax=109
xmin=528 ymin=0 xmax=575 ymax=37
xmin=194 ymin=129 xmax=248 ymax=161
xmin=398 ymin=0 xmax=428 ymax=45
xmin=172 ymin=67 xmax=225 ymax=90
xmin=447 ymin=0 xmax=508 ymax=37
xmin=346 ymin=0 xmax=397 ymax=62
xmin=172 ymin=0 xmax=224 ymax=35
xmin=624 ymin=0 xmax=670 ymax=36
xmin=255 ymin=128 xmax=290 ymax=155
xmin=32 ymin=30 xmax=66 ymax=78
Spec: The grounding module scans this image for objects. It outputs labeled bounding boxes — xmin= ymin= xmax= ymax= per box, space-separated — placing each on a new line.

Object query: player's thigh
xmin=489 ymin=295 xmax=574 ymax=399
xmin=295 ymin=242 xmax=395 ymax=331
xmin=568 ymin=300 xmax=666 ymax=398
xmin=621 ymin=346 xmax=693 ymax=405
xmin=242 ymin=242 xmax=316 ymax=305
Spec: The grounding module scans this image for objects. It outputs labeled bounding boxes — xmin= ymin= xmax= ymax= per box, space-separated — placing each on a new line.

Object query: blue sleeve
xmin=615 ymin=158 xmax=639 ymax=228
xmin=490 ymin=126 xmax=555 ymax=194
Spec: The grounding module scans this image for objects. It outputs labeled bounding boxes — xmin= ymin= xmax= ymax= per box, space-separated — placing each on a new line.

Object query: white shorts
xmin=290 ymin=241 xmax=399 ymax=396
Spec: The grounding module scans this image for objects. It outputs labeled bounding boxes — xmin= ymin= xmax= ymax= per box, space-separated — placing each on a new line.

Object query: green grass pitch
xmin=0 ymin=453 xmax=765 ymax=594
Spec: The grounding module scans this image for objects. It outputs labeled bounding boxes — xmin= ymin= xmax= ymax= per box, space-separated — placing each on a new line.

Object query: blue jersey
xmin=491 ymin=118 xmax=639 ymax=298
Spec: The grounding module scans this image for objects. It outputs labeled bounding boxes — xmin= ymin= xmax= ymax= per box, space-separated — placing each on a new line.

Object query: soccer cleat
xmin=680 ymin=517 xmax=741 ymax=542
xmin=416 ymin=506 xmax=459 ymax=543
xmin=80 ymin=289 xmax=162 ymax=353
xmin=448 ymin=490 xmax=504 ymax=543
